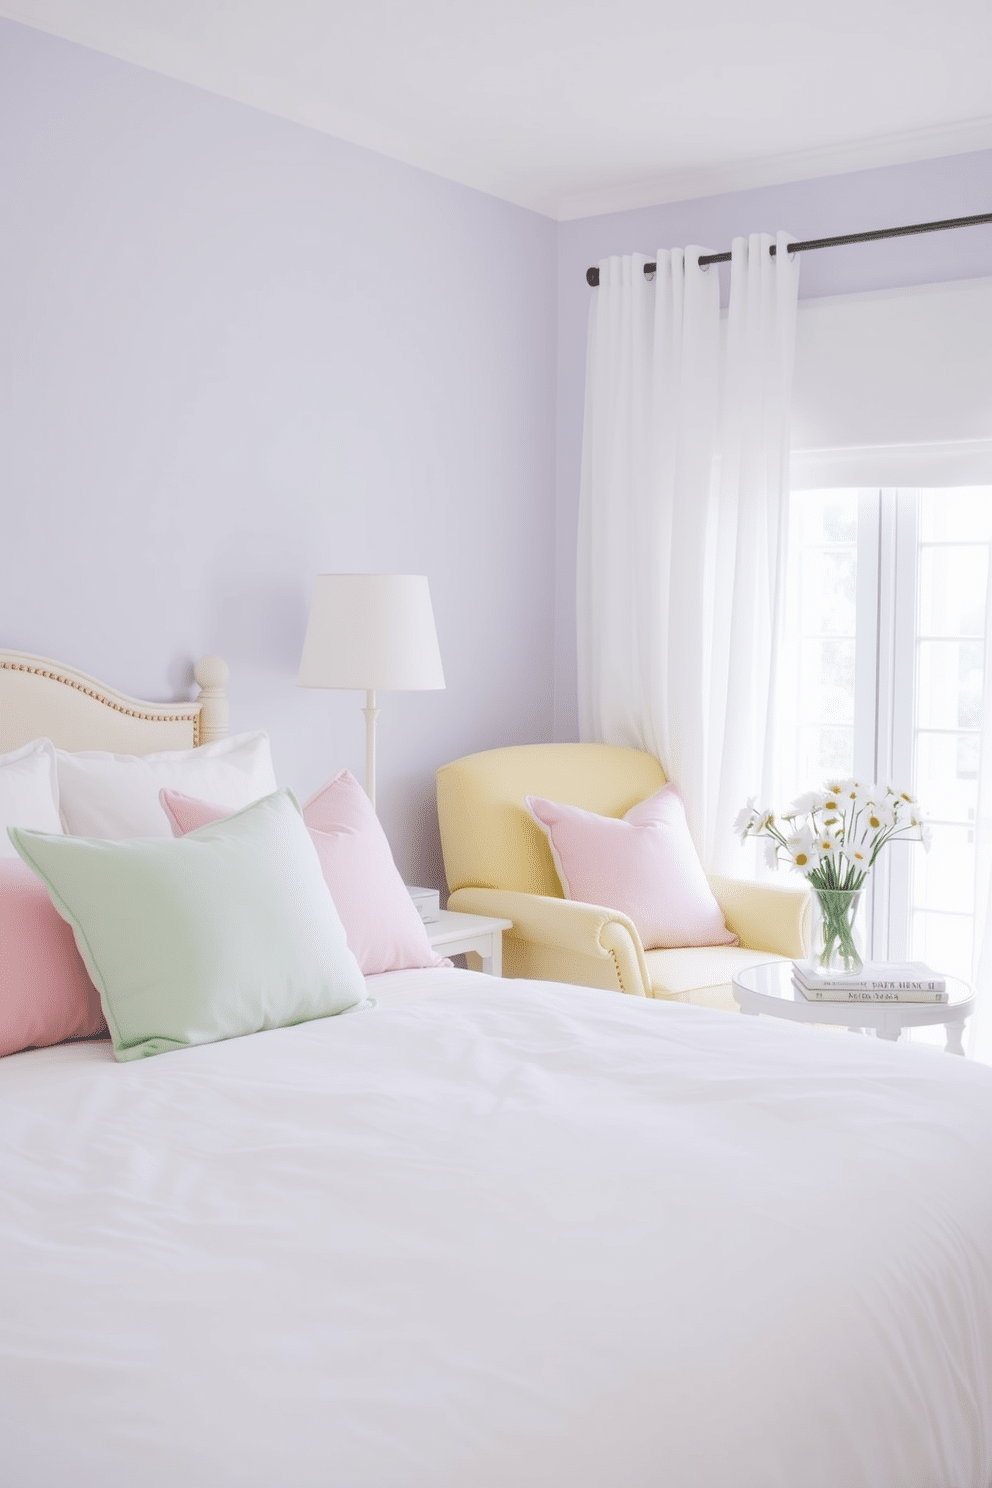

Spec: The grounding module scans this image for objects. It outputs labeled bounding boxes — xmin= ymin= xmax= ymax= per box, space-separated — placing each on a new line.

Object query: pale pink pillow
xmin=0 ymin=858 xmax=107 ymax=1058
xmin=159 ymin=773 xmax=450 ymax=976
xmin=525 ymin=784 xmax=737 ymax=951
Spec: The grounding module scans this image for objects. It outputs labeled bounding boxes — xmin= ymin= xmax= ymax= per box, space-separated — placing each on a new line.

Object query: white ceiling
xmin=3 ymin=0 xmax=991 ymax=219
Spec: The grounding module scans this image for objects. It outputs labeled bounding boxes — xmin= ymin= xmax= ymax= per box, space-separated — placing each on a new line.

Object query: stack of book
xmin=792 ymin=961 xmax=948 ymax=1004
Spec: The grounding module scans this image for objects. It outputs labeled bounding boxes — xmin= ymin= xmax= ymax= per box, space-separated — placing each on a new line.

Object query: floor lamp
xmin=298 ymin=574 xmax=445 ymax=811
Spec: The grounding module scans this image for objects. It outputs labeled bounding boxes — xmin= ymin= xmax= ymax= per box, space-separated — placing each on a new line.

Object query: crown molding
xmin=790 ymin=437 xmax=992 ymax=490
xmin=556 ymin=117 xmax=992 ymax=223
xmin=3 ymin=5 xmax=990 ymax=223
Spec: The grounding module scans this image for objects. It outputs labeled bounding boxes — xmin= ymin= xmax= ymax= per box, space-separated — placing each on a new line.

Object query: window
xmin=779 ymin=486 xmax=992 ymax=989
xmin=780 ymin=489 xmax=858 ymax=790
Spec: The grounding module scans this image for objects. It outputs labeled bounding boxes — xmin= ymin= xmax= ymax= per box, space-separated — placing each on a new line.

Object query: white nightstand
xmin=425 ymin=910 xmax=513 ymax=977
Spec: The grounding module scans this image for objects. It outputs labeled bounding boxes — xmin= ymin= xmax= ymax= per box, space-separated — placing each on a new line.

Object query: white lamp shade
xmin=298 ymin=574 xmax=445 ymax=692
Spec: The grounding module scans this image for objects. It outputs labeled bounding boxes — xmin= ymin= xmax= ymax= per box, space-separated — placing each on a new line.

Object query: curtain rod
xmin=584 ymin=211 xmax=992 ymax=287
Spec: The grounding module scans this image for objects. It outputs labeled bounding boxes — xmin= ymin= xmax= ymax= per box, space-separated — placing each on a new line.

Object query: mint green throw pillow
xmin=10 ymin=788 xmax=369 ymax=1061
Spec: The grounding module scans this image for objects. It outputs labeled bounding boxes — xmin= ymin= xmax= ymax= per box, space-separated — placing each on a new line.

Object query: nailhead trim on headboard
xmin=0 ymin=658 xmax=203 ymax=746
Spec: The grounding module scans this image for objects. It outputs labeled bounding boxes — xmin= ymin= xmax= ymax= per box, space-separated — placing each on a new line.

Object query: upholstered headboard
xmin=0 ymin=652 xmax=230 ymax=755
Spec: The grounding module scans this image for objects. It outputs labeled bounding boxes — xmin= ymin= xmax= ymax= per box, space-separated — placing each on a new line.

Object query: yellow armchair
xmin=436 ymin=743 xmax=810 ymax=1011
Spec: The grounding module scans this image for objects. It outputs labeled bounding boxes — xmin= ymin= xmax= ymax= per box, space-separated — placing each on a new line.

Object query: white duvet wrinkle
xmin=2 ymin=970 xmax=991 ymax=1487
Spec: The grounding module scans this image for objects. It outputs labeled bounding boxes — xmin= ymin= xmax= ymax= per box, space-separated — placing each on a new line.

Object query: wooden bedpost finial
xmin=194 ymin=655 xmax=230 ymax=744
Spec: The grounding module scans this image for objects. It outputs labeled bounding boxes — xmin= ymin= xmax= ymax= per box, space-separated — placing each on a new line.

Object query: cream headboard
xmin=0 ymin=652 xmax=230 ymax=756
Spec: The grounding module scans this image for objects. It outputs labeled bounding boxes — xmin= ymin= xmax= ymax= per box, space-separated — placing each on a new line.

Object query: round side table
xmin=731 ymin=960 xmax=974 ymax=1055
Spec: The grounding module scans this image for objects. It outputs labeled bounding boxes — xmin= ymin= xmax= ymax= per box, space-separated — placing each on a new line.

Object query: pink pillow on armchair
xmin=525 ymin=784 xmax=737 ymax=951
xmin=160 ymin=773 xmax=450 ymax=977
xmin=1 ymin=858 xmax=107 ymax=1058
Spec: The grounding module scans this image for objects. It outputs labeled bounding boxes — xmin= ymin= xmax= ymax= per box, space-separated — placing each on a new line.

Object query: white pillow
xmin=0 ymin=739 xmax=63 ymax=855
xmin=56 ymin=732 xmax=278 ymax=839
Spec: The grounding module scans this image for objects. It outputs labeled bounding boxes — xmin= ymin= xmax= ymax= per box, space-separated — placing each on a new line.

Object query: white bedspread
xmin=2 ymin=969 xmax=991 ymax=1487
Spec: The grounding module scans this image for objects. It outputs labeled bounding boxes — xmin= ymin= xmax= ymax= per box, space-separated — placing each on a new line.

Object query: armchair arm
xmin=707 ymin=874 xmax=810 ymax=958
xmin=446 ymin=887 xmax=651 ymax=997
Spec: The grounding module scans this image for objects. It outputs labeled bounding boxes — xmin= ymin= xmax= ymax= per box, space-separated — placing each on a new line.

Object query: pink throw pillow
xmin=159 ymin=773 xmax=450 ymax=977
xmin=1 ymin=858 xmax=107 ymax=1058
xmin=525 ymin=784 xmax=737 ymax=951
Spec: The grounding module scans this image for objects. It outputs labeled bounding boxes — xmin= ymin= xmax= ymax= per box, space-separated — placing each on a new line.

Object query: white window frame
xmin=790 ymin=484 xmax=992 ymax=975
xmin=855 ymin=490 xmax=918 ymax=963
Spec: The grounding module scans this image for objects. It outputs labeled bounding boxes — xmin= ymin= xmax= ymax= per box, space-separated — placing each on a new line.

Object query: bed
xmin=2 ymin=652 xmax=992 ymax=1488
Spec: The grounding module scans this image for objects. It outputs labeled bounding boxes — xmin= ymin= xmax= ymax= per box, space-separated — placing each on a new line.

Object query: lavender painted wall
xmin=4 ymin=17 xmax=989 ymax=877
xmin=554 ymin=151 xmax=992 ymax=740
xmin=0 ymin=19 xmax=557 ymax=887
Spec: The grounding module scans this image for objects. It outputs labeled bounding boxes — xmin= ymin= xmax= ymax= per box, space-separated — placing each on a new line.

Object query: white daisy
xmin=852 ymin=783 xmax=882 ymax=814
xmin=732 ymin=797 xmax=758 ymax=840
xmin=785 ymin=829 xmax=817 ymax=872
xmin=786 ymin=790 xmax=821 ymax=818
xmin=864 ymin=800 xmax=895 ymax=832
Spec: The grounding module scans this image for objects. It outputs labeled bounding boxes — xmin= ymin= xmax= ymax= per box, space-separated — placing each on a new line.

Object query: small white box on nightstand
xmin=406 ymin=885 xmax=441 ymax=923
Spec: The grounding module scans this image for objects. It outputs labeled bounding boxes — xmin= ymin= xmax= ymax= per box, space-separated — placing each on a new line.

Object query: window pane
xmin=916 ymin=640 xmax=984 ymax=730
xmin=909 ymin=489 xmax=992 ymax=981
xmin=800 ymin=548 xmax=857 ymax=635
xmin=958 ymin=733 xmax=980 ymax=779
xmin=779 ymin=490 xmax=859 ymax=804
xmin=797 ymin=491 xmax=859 ymax=545
xmin=794 ymin=725 xmax=854 ymax=785
xmin=818 ymin=727 xmax=854 ymax=778
xmin=918 ymin=547 xmax=987 ymax=637
xmin=798 ymin=638 xmax=856 ymax=724
xmin=918 ymin=488 xmax=992 ymax=544
xmin=912 ymin=822 xmax=976 ymax=916
xmin=914 ymin=733 xmax=979 ymax=820
xmin=910 ymin=911 xmax=974 ymax=986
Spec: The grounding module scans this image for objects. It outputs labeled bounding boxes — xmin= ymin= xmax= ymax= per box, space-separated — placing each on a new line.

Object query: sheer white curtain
xmin=970 ymin=564 xmax=992 ymax=1062
xmin=710 ymin=234 xmax=801 ymax=867
xmin=577 ymin=234 xmax=800 ymax=873
xmin=577 ymin=249 xmax=720 ymax=857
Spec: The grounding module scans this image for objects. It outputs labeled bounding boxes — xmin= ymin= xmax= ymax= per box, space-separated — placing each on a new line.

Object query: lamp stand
xmin=362 ymin=688 xmax=379 ymax=810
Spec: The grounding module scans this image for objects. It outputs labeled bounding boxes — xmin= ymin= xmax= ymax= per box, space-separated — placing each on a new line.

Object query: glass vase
xmin=808 ymin=888 xmax=864 ymax=977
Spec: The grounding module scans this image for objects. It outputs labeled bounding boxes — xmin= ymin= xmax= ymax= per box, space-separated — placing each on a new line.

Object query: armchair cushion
xmin=526 ymin=784 xmax=737 ymax=951
xmin=644 ymin=947 xmax=793 ymax=1009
